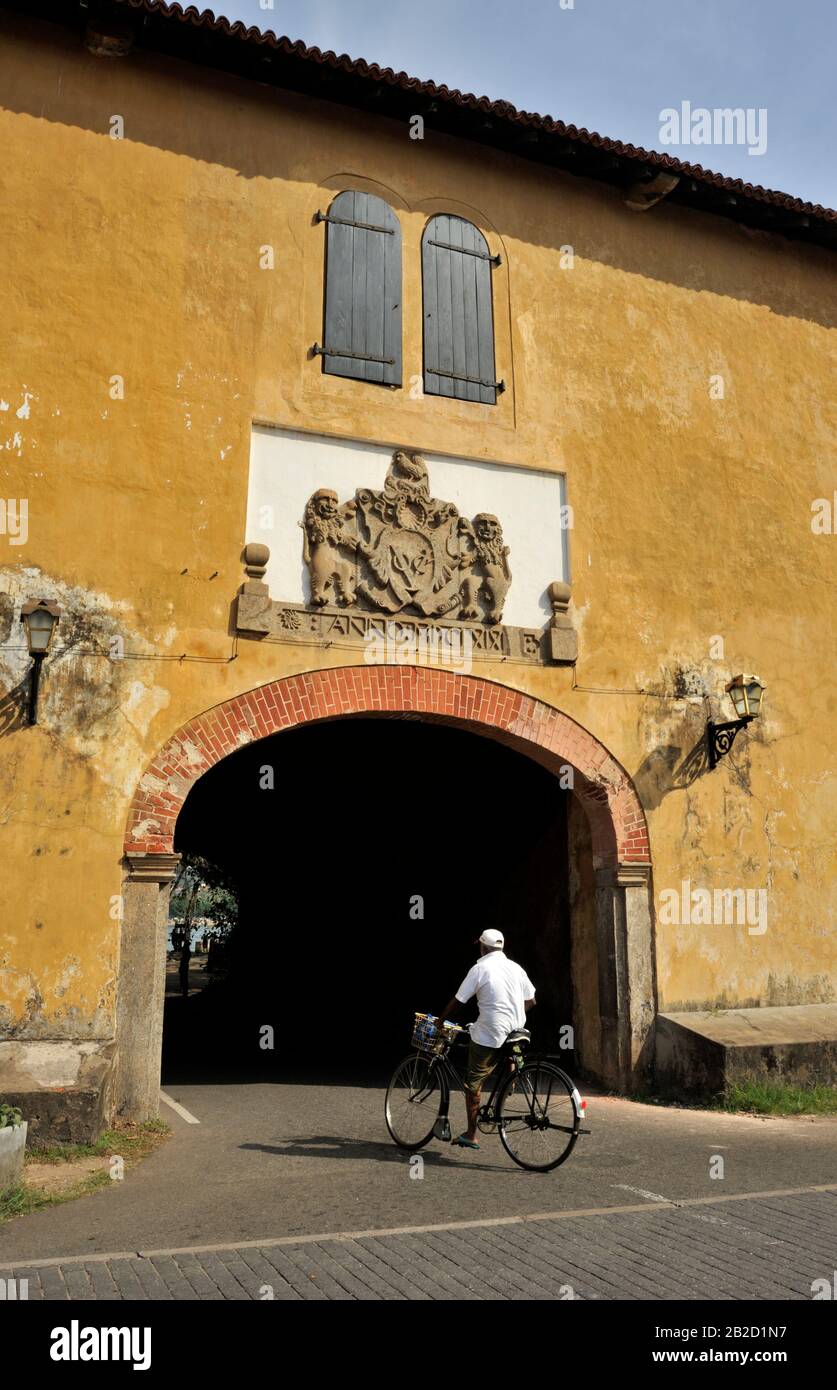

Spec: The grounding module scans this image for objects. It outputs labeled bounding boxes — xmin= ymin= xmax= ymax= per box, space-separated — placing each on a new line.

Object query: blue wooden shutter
xmin=422 ymin=215 xmax=499 ymax=404
xmin=320 ymin=191 xmax=402 ymax=386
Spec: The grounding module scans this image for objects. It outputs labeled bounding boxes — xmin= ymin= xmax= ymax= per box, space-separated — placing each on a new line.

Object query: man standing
xmin=179 ymin=926 xmax=192 ymax=999
xmin=436 ymin=930 xmax=536 ymax=1150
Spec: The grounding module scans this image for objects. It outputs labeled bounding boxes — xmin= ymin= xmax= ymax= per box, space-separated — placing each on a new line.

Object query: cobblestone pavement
xmin=5 ymin=1185 xmax=836 ymax=1300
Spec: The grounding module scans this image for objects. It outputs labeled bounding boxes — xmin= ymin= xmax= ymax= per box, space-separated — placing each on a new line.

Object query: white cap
xmin=477 ymin=929 xmax=504 ymax=950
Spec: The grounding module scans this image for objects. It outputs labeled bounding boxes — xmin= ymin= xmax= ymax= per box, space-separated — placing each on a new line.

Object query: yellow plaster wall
xmin=1 ymin=16 xmax=835 ymax=1047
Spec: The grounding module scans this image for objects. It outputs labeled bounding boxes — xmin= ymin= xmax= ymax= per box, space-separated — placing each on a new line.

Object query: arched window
xmin=422 ymin=215 xmax=501 ymax=404
xmin=317 ymin=190 xmax=402 ymax=386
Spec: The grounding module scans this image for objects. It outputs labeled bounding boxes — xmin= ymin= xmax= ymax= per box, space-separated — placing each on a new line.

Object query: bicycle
xmin=385 ymin=1012 xmax=586 ymax=1172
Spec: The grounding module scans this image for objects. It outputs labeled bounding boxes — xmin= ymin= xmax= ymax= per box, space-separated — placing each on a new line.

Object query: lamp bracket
xmin=706 ymin=716 xmax=754 ymax=771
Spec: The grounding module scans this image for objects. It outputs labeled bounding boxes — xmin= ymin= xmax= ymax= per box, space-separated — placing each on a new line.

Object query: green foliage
xmin=30 ymin=1123 xmax=172 ymax=1165
xmin=718 ymin=1080 xmax=837 ymax=1116
xmin=2 ymin=1122 xmax=171 ymax=1224
xmin=29 ymin=1138 xmax=110 ymax=1164
xmin=631 ymin=1078 xmax=837 ymax=1116
xmin=169 ymin=854 xmax=239 ymax=947
xmin=0 ymin=1173 xmax=110 ymax=1222
xmin=0 ymin=1104 xmax=23 ymax=1129
xmin=0 ymin=1185 xmax=30 ymax=1218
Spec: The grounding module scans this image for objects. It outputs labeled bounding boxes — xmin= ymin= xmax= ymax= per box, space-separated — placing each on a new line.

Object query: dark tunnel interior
xmin=163 ymin=716 xmax=574 ymax=1085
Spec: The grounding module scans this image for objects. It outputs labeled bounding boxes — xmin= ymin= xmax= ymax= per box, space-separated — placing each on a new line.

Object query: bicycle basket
xmin=412 ymin=1012 xmax=465 ymax=1057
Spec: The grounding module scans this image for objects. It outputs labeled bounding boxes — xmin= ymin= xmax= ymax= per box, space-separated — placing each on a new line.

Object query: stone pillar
xmin=617 ymin=863 xmax=656 ymax=1082
xmin=594 ymin=862 xmax=655 ymax=1091
xmin=594 ymin=866 xmax=629 ymax=1090
xmin=111 ymin=852 xmax=180 ymax=1122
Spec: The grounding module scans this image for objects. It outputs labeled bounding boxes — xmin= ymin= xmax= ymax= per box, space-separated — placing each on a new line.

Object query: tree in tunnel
xmin=169 ymin=855 xmax=240 ymax=971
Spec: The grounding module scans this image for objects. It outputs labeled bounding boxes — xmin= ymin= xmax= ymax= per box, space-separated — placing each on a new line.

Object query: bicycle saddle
xmin=505 ymin=1029 xmax=531 ymax=1045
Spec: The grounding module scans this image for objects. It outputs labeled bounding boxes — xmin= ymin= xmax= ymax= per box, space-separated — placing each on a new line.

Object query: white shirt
xmin=455 ymin=950 xmax=536 ymax=1048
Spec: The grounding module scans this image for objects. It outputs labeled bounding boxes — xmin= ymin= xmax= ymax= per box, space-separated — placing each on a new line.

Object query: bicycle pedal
xmin=433 ymin=1117 xmax=452 ymax=1141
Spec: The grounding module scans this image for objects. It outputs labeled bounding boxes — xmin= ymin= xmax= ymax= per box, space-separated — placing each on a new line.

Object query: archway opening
xmin=115 ymin=668 xmax=653 ymax=1120
xmin=162 ymin=716 xmax=597 ymax=1086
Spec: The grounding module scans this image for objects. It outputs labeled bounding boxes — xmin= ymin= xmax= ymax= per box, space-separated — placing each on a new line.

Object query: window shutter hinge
xmin=426 ymin=366 xmax=505 ymax=392
xmin=427 ymin=238 xmax=501 ymax=266
xmin=316 ymin=210 xmax=395 ymax=235
xmin=313 ymin=343 xmax=396 ymax=366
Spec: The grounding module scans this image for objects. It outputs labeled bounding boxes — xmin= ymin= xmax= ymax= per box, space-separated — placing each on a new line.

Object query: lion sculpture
xmin=459 ymin=513 xmax=511 ymax=624
xmin=301 ymin=488 xmax=359 ymax=607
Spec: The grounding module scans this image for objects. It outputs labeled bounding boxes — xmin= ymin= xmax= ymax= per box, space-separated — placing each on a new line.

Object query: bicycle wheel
xmin=497 ymin=1060 xmax=580 ymax=1171
xmin=385 ymin=1053 xmax=442 ymax=1150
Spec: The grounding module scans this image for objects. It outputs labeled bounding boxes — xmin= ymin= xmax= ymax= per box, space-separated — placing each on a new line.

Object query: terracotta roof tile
xmin=12 ymin=0 xmax=837 ymax=245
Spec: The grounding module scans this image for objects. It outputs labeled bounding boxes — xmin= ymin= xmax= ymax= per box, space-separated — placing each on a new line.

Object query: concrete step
xmin=655 ymin=1003 xmax=837 ymax=1093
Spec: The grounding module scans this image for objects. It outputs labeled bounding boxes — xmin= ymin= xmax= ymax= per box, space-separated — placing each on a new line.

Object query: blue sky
xmin=213 ymin=0 xmax=835 ymax=209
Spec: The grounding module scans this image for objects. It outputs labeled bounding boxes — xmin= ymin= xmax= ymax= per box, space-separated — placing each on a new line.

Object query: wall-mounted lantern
xmin=706 ymin=674 xmax=765 ymax=770
xmin=20 ymin=599 xmax=62 ymax=725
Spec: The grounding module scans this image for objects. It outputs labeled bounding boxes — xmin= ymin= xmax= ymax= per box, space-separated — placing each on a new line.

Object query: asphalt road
xmin=4 ymin=1076 xmax=837 ymax=1269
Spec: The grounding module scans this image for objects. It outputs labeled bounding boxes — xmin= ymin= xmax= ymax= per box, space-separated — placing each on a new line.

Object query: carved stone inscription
xmin=301 ymin=450 xmax=511 ymax=625
xmin=237 ymin=446 xmax=578 ymax=666
xmin=236 ymin=593 xmax=546 ymax=664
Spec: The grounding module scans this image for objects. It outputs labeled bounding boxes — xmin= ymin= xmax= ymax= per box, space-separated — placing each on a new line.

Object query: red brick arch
xmin=124 ymin=667 xmax=650 ymax=867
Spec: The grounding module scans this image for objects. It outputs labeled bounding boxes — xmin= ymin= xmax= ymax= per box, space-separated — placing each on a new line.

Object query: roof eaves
xmin=14 ymin=0 xmax=837 ymax=248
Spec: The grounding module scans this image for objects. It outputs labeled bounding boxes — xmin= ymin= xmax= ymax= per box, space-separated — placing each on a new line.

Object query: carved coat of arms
xmin=301 ymin=450 xmax=511 ymax=624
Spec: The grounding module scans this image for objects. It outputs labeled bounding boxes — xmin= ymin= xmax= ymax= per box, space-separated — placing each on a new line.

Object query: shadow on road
xmin=240 ymin=1136 xmax=510 ymax=1174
